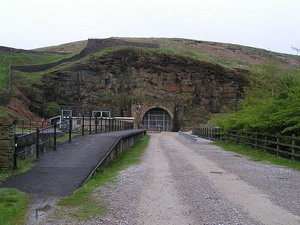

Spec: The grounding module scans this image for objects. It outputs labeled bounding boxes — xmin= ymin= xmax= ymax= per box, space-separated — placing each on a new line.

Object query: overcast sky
xmin=1 ymin=0 xmax=299 ymax=54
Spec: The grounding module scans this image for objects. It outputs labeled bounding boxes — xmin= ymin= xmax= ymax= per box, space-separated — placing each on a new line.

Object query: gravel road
xmin=39 ymin=132 xmax=300 ymax=225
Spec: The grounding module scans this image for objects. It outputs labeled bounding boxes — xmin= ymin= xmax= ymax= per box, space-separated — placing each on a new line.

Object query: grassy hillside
xmin=0 ymin=54 xmax=10 ymax=90
xmin=28 ymin=38 xmax=300 ymax=70
xmin=1 ymin=37 xmax=300 ymax=123
xmin=118 ymin=38 xmax=300 ymax=69
xmin=33 ymin=40 xmax=88 ymax=54
xmin=0 ymin=53 xmax=74 ymax=89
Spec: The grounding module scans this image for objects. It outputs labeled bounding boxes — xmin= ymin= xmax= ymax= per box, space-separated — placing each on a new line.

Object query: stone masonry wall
xmin=0 ymin=116 xmax=14 ymax=168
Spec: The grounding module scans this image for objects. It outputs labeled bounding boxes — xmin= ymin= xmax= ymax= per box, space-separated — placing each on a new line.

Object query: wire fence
xmin=192 ymin=127 xmax=300 ymax=161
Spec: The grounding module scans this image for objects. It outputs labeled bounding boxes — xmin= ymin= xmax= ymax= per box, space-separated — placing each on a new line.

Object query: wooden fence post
xmin=255 ymin=134 xmax=258 ymax=149
xmin=276 ymin=134 xmax=280 ymax=156
xmin=292 ymin=134 xmax=295 ymax=160
xmin=264 ymin=135 xmax=267 ymax=152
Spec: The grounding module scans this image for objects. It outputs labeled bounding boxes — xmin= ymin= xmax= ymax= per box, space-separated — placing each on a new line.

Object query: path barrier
xmin=82 ymin=129 xmax=146 ymax=186
xmin=13 ymin=117 xmax=134 ymax=169
xmin=179 ymin=131 xmax=198 ymax=141
xmin=1 ymin=129 xmax=146 ymax=197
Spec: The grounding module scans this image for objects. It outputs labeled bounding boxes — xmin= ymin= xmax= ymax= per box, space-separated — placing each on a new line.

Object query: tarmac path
xmin=1 ymin=129 xmax=145 ymax=197
xmin=0 ymin=129 xmax=145 ymax=223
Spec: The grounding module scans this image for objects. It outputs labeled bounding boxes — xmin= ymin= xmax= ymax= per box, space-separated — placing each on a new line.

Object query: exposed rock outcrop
xmin=31 ymin=48 xmax=248 ymax=127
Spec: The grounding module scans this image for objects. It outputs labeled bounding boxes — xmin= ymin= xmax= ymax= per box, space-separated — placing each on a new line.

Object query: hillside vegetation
xmin=0 ymin=53 xmax=73 ymax=89
xmin=30 ymin=37 xmax=300 ymax=70
xmin=1 ymin=37 xmax=300 ymax=124
xmin=214 ymin=59 xmax=300 ymax=135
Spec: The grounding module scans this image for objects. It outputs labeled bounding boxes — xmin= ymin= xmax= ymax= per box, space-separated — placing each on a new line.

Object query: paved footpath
xmin=0 ymin=129 xmax=144 ymax=197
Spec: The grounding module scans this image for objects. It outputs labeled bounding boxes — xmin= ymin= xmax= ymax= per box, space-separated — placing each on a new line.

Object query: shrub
xmin=214 ymin=60 xmax=300 ymax=135
xmin=45 ymin=102 xmax=61 ymax=118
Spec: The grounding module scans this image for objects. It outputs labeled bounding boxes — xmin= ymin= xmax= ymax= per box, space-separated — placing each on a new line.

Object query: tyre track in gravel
xmin=135 ymin=133 xmax=194 ymax=225
xmin=135 ymin=133 xmax=300 ymax=225
xmin=177 ymin=135 xmax=300 ymax=218
xmin=166 ymin=133 xmax=300 ymax=225
xmin=159 ymin=135 xmax=261 ymax=225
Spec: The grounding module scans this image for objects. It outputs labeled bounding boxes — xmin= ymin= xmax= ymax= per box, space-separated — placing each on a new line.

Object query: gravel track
xmin=37 ymin=132 xmax=300 ymax=225
xmin=181 ymin=136 xmax=300 ymax=217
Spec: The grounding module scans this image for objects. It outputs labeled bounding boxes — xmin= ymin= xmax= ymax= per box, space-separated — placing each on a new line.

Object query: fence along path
xmin=193 ymin=127 xmax=300 ymax=160
xmin=13 ymin=117 xmax=134 ymax=169
xmin=1 ymin=129 xmax=145 ymax=197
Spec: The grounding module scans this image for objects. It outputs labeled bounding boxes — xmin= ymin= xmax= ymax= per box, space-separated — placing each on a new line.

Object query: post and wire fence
xmin=13 ymin=117 xmax=134 ymax=169
xmin=192 ymin=127 xmax=300 ymax=161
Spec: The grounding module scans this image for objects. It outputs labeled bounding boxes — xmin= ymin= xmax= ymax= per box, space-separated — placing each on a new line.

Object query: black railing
xmin=13 ymin=119 xmax=47 ymax=135
xmin=13 ymin=117 xmax=134 ymax=169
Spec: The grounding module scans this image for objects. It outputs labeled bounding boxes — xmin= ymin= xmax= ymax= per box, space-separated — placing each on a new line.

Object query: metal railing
xmin=14 ymin=119 xmax=47 ymax=135
xmin=13 ymin=117 xmax=134 ymax=169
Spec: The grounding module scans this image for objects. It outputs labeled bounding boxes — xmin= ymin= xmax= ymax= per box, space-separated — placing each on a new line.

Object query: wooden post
xmin=255 ymin=134 xmax=258 ymax=149
xmin=264 ymin=135 xmax=267 ymax=152
xmin=276 ymin=134 xmax=280 ymax=156
xmin=291 ymin=134 xmax=295 ymax=160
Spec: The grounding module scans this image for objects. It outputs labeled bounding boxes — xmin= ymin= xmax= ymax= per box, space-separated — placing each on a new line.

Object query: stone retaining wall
xmin=0 ymin=117 xmax=14 ymax=168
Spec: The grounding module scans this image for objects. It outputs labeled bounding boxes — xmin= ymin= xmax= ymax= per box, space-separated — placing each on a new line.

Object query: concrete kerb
xmin=178 ymin=131 xmax=198 ymax=142
xmin=81 ymin=129 xmax=146 ymax=186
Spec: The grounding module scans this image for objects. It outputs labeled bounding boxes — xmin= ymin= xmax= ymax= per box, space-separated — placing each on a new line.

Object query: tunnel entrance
xmin=141 ymin=108 xmax=172 ymax=131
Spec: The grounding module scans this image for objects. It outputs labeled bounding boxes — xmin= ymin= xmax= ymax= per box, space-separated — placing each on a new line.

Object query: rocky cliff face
xmin=33 ymin=48 xmax=249 ymax=127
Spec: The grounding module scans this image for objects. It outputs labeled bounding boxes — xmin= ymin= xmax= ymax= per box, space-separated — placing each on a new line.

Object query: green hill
xmin=0 ymin=37 xmax=299 ymax=131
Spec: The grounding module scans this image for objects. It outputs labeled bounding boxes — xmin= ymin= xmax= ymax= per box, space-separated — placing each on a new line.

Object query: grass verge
xmin=0 ymin=188 xmax=30 ymax=225
xmin=0 ymin=159 xmax=33 ymax=225
xmin=56 ymin=132 xmax=81 ymax=145
xmin=0 ymin=158 xmax=34 ymax=184
xmin=57 ymin=134 xmax=150 ymax=221
xmin=215 ymin=141 xmax=300 ymax=171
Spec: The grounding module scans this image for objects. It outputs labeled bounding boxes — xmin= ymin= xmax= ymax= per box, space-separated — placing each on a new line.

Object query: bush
xmin=215 ymin=60 xmax=300 ymax=135
xmin=114 ymin=93 xmax=131 ymax=110
xmin=45 ymin=102 xmax=61 ymax=118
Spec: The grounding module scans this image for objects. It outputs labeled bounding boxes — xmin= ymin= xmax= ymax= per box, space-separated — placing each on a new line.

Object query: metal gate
xmin=142 ymin=108 xmax=172 ymax=131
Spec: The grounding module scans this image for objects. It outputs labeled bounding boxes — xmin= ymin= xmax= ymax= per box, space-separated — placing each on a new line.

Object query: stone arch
xmin=141 ymin=107 xmax=173 ymax=131
xmin=142 ymin=106 xmax=174 ymax=119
